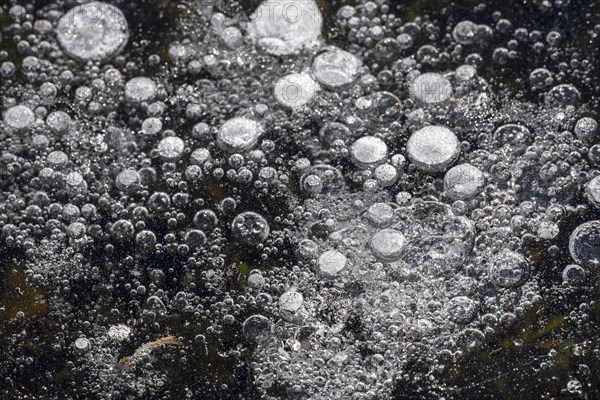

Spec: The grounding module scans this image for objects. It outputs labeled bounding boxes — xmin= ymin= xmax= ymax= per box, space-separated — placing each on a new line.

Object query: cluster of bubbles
xmin=1 ymin=0 xmax=600 ymax=399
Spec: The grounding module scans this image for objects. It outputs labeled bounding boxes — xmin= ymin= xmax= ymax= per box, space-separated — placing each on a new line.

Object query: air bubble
xmin=243 ymin=315 xmax=272 ymax=343
xmin=56 ymin=2 xmax=129 ymax=61
xmin=366 ymin=203 xmax=394 ymax=227
xmin=274 ymin=72 xmax=319 ymax=109
xmin=247 ymin=0 xmax=322 ymax=55
xmin=455 ymin=65 xmax=477 ymax=81
xmin=67 ymin=222 xmax=87 ymax=239
xmin=318 ymin=249 xmax=347 ymax=278
xmin=3 ymin=105 xmax=35 ymax=131
xmin=562 ymin=264 xmax=586 ymax=285
xmin=445 ymin=296 xmax=477 ymax=324
xmin=46 ymin=111 xmax=71 ymax=135
xmin=221 ymin=26 xmax=243 ymax=49
xmin=125 ymin=77 xmax=158 ymax=103
xmin=73 ymin=338 xmax=90 ymax=353
xmin=110 ymin=219 xmax=135 ymax=241
xmin=297 ymin=239 xmax=318 ymax=259
xmin=574 ymin=117 xmax=597 ymax=141
xmin=547 ymin=84 xmax=580 ymax=106
xmin=529 ymin=68 xmax=553 ymax=89
xmin=409 ymin=73 xmax=453 ymax=104
xmin=374 ymin=164 xmax=398 ymax=187
xmin=370 ymin=228 xmax=406 ymax=262
xmin=536 ymin=221 xmax=559 ymax=240
xmin=443 ymin=163 xmax=485 ymax=200
xmin=452 ymin=20 xmax=478 ymax=45
xmin=487 ymin=250 xmax=530 ymax=288
xmin=184 ymin=229 xmax=206 ymax=248
xmin=279 ymin=289 xmax=304 ymax=318
xmin=141 ymin=117 xmax=163 ymax=136
xmin=107 ymin=324 xmax=131 ymax=341
xmin=493 ymin=124 xmax=532 ymax=153
xmin=248 ymin=273 xmax=265 ymax=289
xmin=231 ymin=211 xmax=270 ymax=245
xmin=217 ymin=117 xmax=264 ymax=153
xmin=311 ymin=48 xmax=361 ymax=88
xmin=350 ymin=136 xmax=388 ymax=168
xmin=47 ymin=151 xmax=69 ymax=168
xmin=406 ymin=126 xmax=460 ymax=172
xmin=319 ymin=122 xmax=351 ymax=147
xmin=136 ymin=230 xmax=157 ymax=251
xmin=585 ymin=176 xmax=600 ymax=208
xmin=148 ymin=192 xmax=170 ymax=211
xmin=190 ymin=148 xmax=212 ymax=165
xmin=157 ymin=136 xmax=185 ymax=161
xmin=300 ymin=165 xmax=345 ymax=195
xmin=194 ymin=209 xmax=218 ymax=230
xmin=115 ymin=169 xmax=141 ymax=192
xmin=569 ymin=221 xmax=600 ymax=267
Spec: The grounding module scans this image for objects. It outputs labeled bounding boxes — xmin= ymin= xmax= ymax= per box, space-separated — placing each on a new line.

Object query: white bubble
xmin=575 ymin=117 xmax=597 ymax=140
xmin=67 ymin=222 xmax=87 ymax=239
xmin=274 ymin=72 xmax=319 ymax=109
xmin=350 ymin=136 xmax=388 ymax=168
xmin=217 ymin=117 xmax=264 ymax=153
xmin=108 ymin=324 xmax=131 ymax=341
xmin=443 ymin=163 xmax=485 ymax=200
xmin=455 ymin=64 xmax=477 ymax=81
xmin=47 ymin=150 xmax=69 ymax=168
xmin=366 ymin=203 xmax=394 ymax=227
xmin=46 ymin=111 xmax=72 ymax=135
xmin=247 ymin=0 xmax=322 ymax=55
xmin=585 ymin=176 xmax=600 ymax=207
xmin=66 ymin=172 xmax=87 ymax=194
xmin=374 ymin=164 xmax=398 ymax=187
xmin=141 ymin=117 xmax=163 ymax=136
xmin=279 ymin=289 xmax=304 ymax=317
xmin=409 ymin=73 xmax=453 ymax=104
xmin=125 ymin=77 xmax=157 ymax=103
xmin=311 ymin=48 xmax=361 ymax=88
xmin=537 ymin=221 xmax=559 ymax=240
xmin=247 ymin=273 xmax=265 ymax=289
xmin=406 ymin=126 xmax=460 ymax=172
xmin=57 ymin=2 xmax=129 ymax=61
xmin=116 ymin=169 xmax=141 ymax=191
xmin=73 ymin=337 xmax=90 ymax=353
xmin=168 ymin=43 xmax=190 ymax=63
xmin=190 ymin=148 xmax=212 ymax=165
xmin=370 ymin=229 xmax=406 ymax=262
xmin=157 ymin=136 xmax=185 ymax=161
xmin=395 ymin=191 xmax=412 ymax=204
xmin=3 ymin=105 xmax=34 ymax=131
xmin=318 ymin=249 xmax=347 ymax=278
xmin=221 ymin=26 xmax=243 ymax=49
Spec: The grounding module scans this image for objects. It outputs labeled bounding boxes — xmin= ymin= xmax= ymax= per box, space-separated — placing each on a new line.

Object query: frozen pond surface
xmin=1 ymin=0 xmax=600 ymax=399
